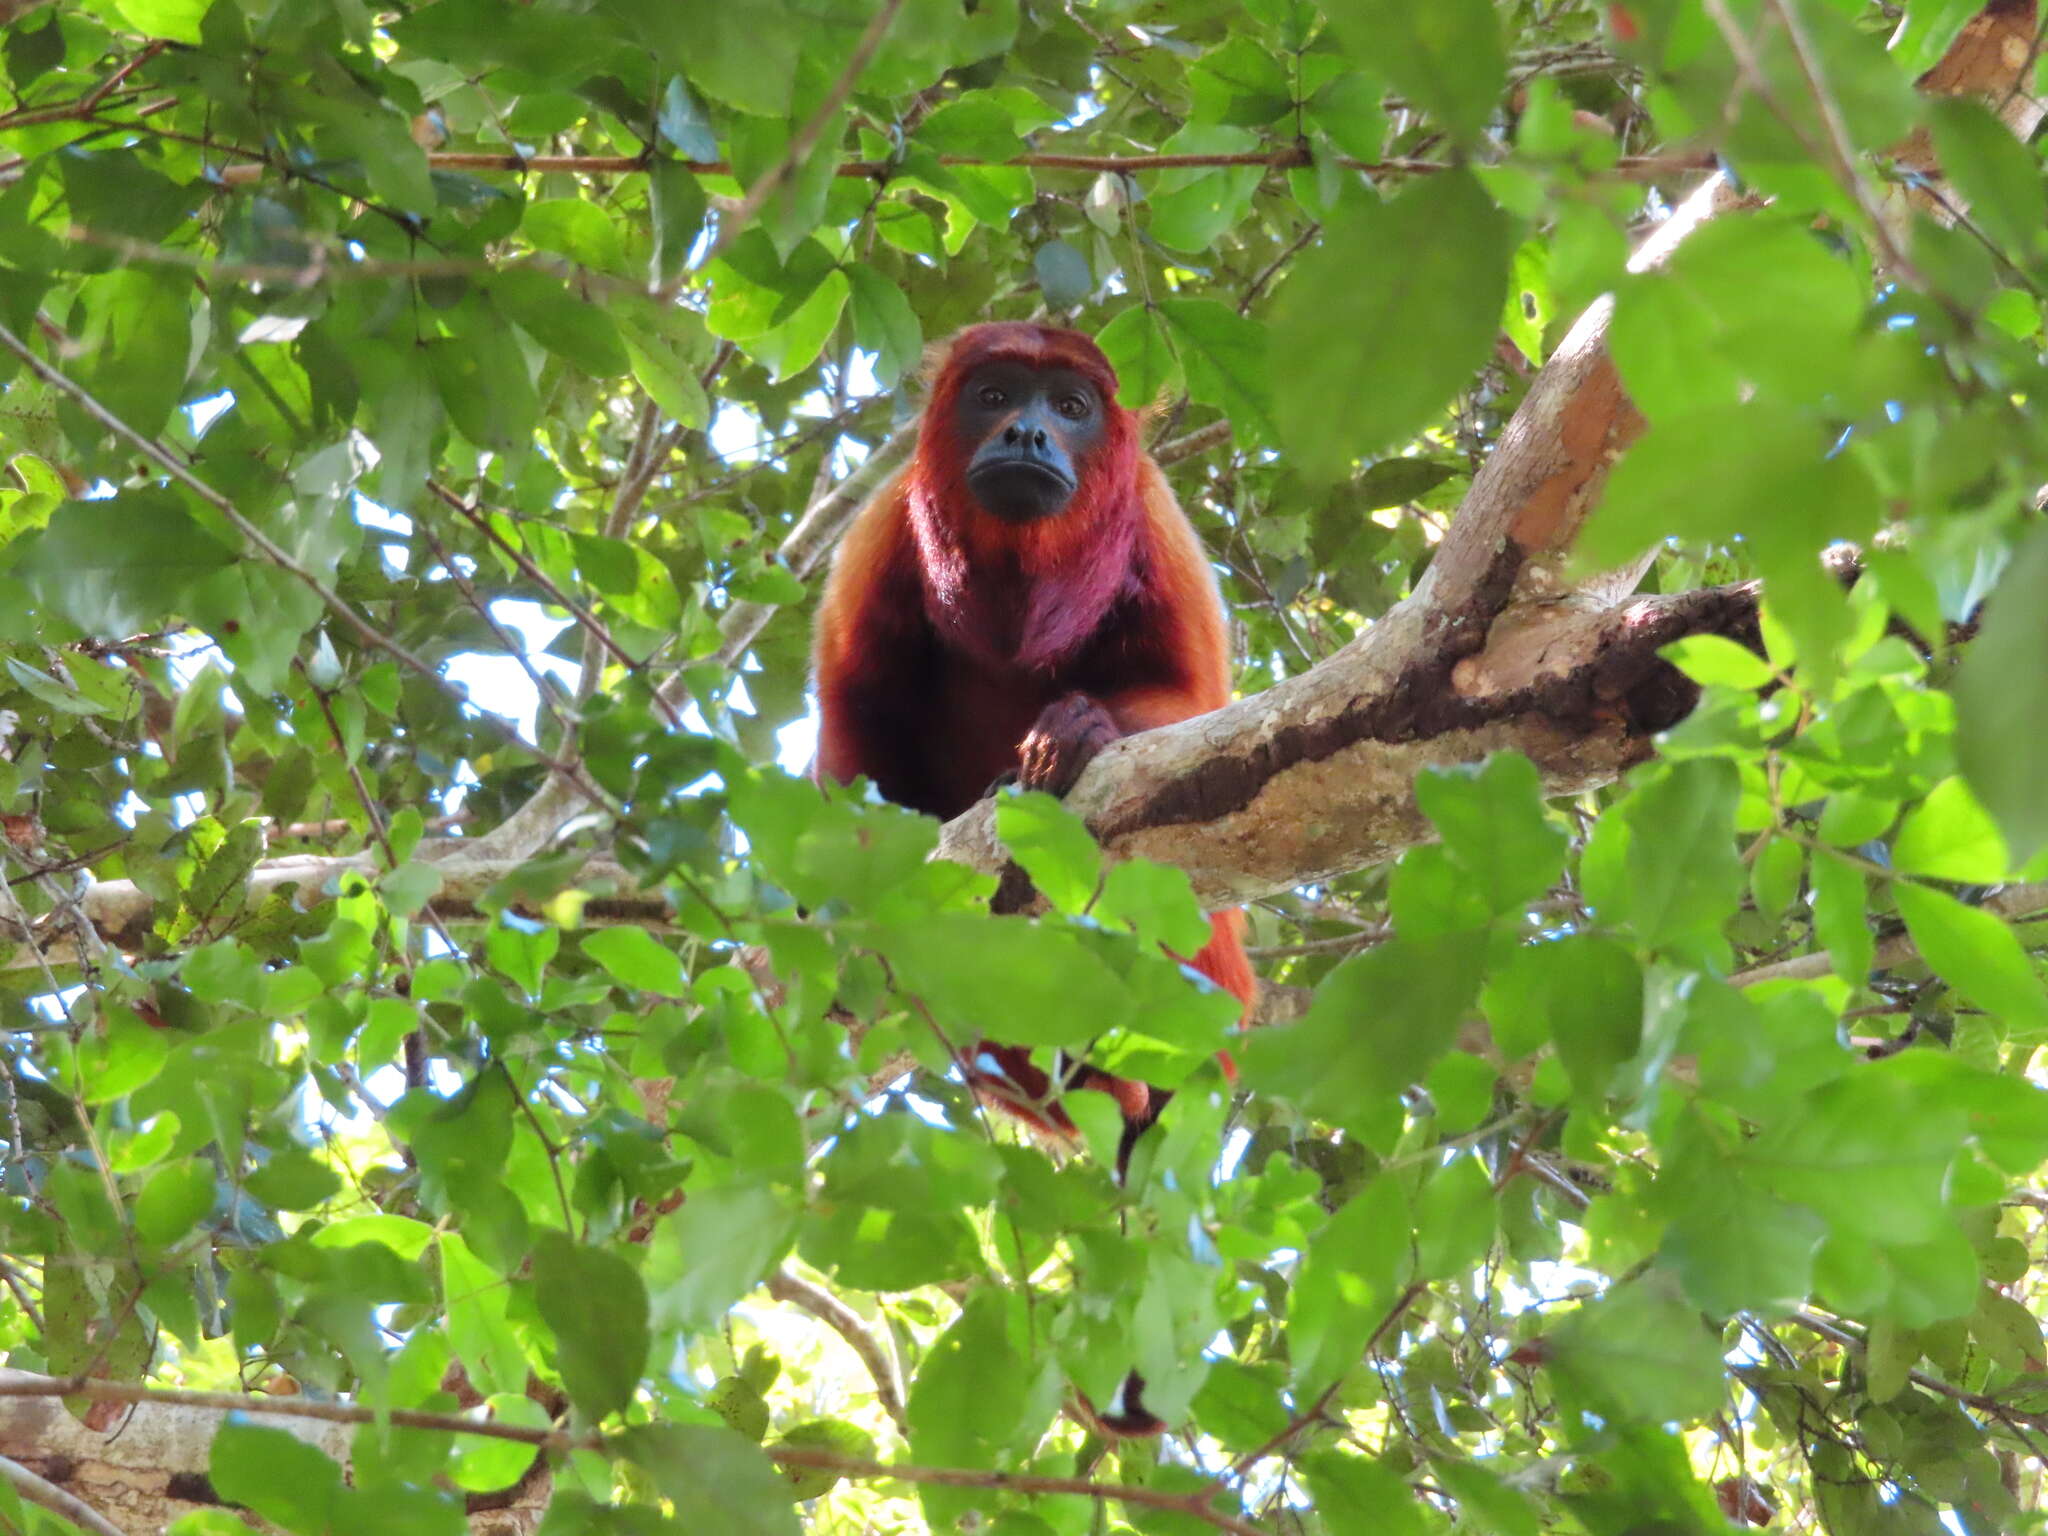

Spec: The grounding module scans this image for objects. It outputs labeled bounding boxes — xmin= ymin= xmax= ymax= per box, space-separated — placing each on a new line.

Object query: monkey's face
xmin=954 ymin=360 xmax=1105 ymax=523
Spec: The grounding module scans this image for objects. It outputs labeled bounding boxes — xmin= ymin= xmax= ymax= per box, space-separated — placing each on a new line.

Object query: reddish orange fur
xmin=813 ymin=322 xmax=1254 ymax=1158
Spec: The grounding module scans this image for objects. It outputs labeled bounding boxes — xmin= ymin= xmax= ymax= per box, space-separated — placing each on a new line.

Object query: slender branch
xmin=1228 ymin=1281 xmax=1427 ymax=1478
xmin=0 ymin=1452 xmax=130 ymax=1536
xmin=1153 ymin=418 xmax=1234 ymax=465
xmin=693 ymin=0 xmax=907 ymax=274
xmin=765 ymin=1268 xmax=908 ymax=1430
xmin=423 ymin=478 xmax=673 ymax=723
xmin=1730 ymin=880 xmax=2048 ymax=988
xmin=770 ymin=1447 xmax=1269 ymax=1535
xmin=0 ymin=1373 xmax=1266 ymax=1534
xmin=417 ymin=147 xmax=1717 ymax=182
xmin=0 ymin=1372 xmax=585 ymax=1450
xmin=708 ymin=421 xmax=918 ymax=671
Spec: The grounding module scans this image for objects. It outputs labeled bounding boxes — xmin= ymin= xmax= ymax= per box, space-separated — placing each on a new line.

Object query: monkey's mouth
xmin=968 ymin=460 xmax=1076 ymax=521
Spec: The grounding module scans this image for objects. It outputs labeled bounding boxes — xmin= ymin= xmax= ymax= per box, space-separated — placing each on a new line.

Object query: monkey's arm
xmin=1017 ymin=462 xmax=1231 ymax=792
xmin=812 ymin=477 xmax=943 ymax=804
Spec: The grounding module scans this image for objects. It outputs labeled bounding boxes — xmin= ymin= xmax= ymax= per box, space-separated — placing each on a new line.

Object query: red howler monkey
xmin=813 ymin=321 xmax=1254 ymax=1440
xmin=813 ymin=320 xmax=1254 ymax=1142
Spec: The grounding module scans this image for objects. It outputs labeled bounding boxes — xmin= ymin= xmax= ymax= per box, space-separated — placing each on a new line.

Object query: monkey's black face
xmin=955 ymin=361 xmax=1105 ymax=523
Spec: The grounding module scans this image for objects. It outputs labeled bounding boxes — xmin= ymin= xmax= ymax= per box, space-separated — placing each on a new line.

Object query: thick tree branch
xmin=934 ymin=172 xmax=1753 ymax=902
xmin=935 ymin=5 xmax=2042 ymax=902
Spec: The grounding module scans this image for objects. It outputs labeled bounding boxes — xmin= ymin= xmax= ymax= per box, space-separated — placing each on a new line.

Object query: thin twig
xmin=1704 ymin=0 xmax=1925 ymax=285
xmin=692 ymin=0 xmax=907 ymax=275
xmin=423 ymin=480 xmax=665 ymax=714
xmin=79 ymin=39 xmax=166 ymax=112
xmin=0 ymin=1258 xmax=41 ymax=1334
xmin=1227 ymin=1281 xmax=1427 ymax=1478
xmin=1731 ymin=880 xmax=2048 ymax=988
xmin=417 ymin=147 xmax=1716 ymax=182
xmin=766 ymin=1268 xmax=908 ymax=1430
xmin=0 ymin=1453 xmax=130 ymax=1536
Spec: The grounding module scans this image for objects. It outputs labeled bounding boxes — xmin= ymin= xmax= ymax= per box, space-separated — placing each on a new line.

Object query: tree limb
xmin=765 ymin=1268 xmax=909 ymax=1431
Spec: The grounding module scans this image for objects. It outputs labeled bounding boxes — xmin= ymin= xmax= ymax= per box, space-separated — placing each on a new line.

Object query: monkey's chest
xmin=912 ymin=656 xmax=1061 ymax=819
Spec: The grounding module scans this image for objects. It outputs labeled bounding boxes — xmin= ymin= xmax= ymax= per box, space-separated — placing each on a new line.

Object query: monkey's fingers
xmin=1016 ymin=692 xmax=1121 ymax=797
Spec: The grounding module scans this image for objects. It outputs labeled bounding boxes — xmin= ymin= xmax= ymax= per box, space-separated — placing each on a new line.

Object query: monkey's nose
xmin=1002 ymin=423 xmax=1050 ymax=450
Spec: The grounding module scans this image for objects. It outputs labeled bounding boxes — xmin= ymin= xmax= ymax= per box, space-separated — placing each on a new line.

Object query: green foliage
xmin=1 ymin=2 xmax=2047 ymax=1534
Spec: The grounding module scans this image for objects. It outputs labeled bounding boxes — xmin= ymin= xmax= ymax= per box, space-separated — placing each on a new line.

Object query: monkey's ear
xmin=1133 ymin=379 xmax=1176 ymax=435
xmin=915 ymin=335 xmax=957 ymax=388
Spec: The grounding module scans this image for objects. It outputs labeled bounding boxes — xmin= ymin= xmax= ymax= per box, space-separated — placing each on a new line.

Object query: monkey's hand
xmin=1016 ymin=692 xmax=1121 ymax=798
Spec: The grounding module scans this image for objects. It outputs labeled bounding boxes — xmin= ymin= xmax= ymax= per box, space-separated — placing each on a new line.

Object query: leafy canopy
xmin=1 ymin=2 xmax=2047 ymax=1534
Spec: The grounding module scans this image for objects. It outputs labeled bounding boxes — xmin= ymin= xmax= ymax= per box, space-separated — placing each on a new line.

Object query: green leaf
xmin=210 ymin=1421 xmax=344 ymax=1534
xmin=1431 ymin=1461 xmax=1542 ymax=1536
xmin=102 ymin=0 xmax=207 ymax=44
xmin=1812 ymin=851 xmax=1874 ymax=987
xmin=581 ymin=927 xmax=688 ymax=997
xmin=1354 ymin=456 xmax=1458 ymax=508
xmin=650 ymin=157 xmax=710 ymax=287
xmin=1156 ymin=297 xmax=1276 ymax=444
xmin=881 ymin=915 xmax=1131 ymax=1049
xmin=1300 ymin=1451 xmax=1428 ymax=1536
xmin=1504 ymin=935 xmax=1642 ymax=1099
xmin=1620 ymin=759 xmax=1744 ymax=952
xmin=1145 ymin=126 xmax=1264 ymax=253
xmin=1322 ymin=0 xmax=1505 ymax=144
xmin=1095 ymin=305 xmax=1174 ymax=409
xmin=845 ymin=263 xmax=923 ymax=388
xmin=1189 ymin=35 xmax=1294 ymax=127
xmin=533 ymin=1230 xmax=651 ymax=1421
xmin=1894 ymin=777 xmax=2010 ymax=883
xmin=134 ymin=1158 xmax=217 ymax=1245
xmin=451 ymin=1394 xmax=551 ymax=1492
xmin=913 ymin=96 xmax=1024 ymax=160
xmin=994 ymin=791 xmax=1099 ymax=914
xmin=1661 ymin=634 xmax=1775 ymax=690
xmin=1747 ymin=1069 xmax=1968 ymax=1245
xmin=1895 ymin=883 xmax=2048 ymax=1038
xmin=1750 ymin=835 xmax=1804 ymax=925
xmin=646 ymin=1181 xmax=800 ymax=1332
xmin=1413 ymin=753 xmax=1566 ymax=917
xmin=1546 ymin=1275 xmax=1726 ymax=1424
xmin=656 ymin=76 xmax=719 ymax=161
xmin=1930 ymin=98 xmax=2047 ymax=257
xmin=906 ymin=1291 xmax=1046 ymax=1525
xmin=1033 ymin=240 xmax=1093 ymax=311
xmin=427 ymin=321 xmax=537 ymax=459
xmin=1415 ymin=1152 xmax=1496 ymax=1278
xmin=491 ymin=270 xmax=629 ymax=378
xmin=17 ymin=493 xmax=235 ymax=638
xmin=1092 ymin=858 xmax=1213 ymax=957
xmin=1609 ymin=216 xmax=1868 ymax=417
xmin=1581 ymin=402 xmax=1876 ymax=680
xmin=1289 ymin=1175 xmax=1409 ymax=1393
xmin=615 ymin=1425 xmax=801 ymax=1536
xmin=245 ymin=1149 xmax=343 ymax=1212
xmin=1272 ymin=172 xmax=1514 ymax=476
xmin=1242 ymin=932 xmax=1485 ymax=1144
xmin=523 ymin=198 xmax=626 ymax=273
xmin=772 ymin=1418 xmax=877 ymax=1499
xmin=1955 ymin=524 xmax=2048 ymax=862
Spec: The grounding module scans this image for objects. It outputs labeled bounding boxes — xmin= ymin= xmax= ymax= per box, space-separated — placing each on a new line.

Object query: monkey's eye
xmin=977 ymin=385 xmax=1007 ymax=408
xmin=1054 ymin=393 xmax=1091 ymax=419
